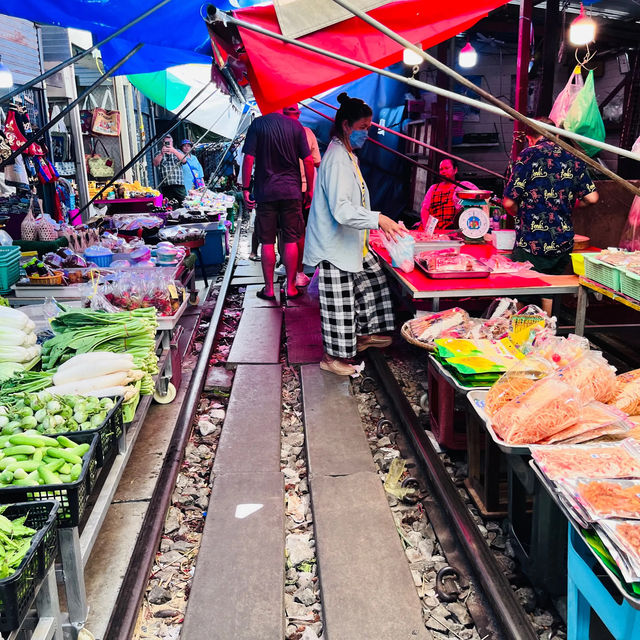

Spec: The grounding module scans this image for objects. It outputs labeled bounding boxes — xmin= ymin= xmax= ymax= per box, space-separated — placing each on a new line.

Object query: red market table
xmin=371 ymin=243 xmax=580 ymax=310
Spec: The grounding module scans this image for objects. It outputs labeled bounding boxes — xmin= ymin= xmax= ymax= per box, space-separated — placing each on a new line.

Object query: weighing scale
xmin=457 ymin=189 xmax=492 ymax=244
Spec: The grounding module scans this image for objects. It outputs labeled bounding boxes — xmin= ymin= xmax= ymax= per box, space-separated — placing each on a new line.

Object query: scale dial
xmin=459 ymin=207 xmax=490 ymax=240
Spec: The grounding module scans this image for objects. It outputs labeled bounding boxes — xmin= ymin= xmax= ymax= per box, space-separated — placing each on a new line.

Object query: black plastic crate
xmin=57 ymin=397 xmax=124 ymax=467
xmin=0 ymin=500 xmax=59 ymax=633
xmin=0 ymin=432 xmax=98 ymax=528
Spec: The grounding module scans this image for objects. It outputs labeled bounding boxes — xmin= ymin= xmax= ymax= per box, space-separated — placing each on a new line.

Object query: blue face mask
xmin=349 ymin=129 xmax=369 ymax=149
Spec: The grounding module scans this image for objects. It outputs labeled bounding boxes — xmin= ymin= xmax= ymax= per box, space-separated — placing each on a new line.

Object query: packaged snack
xmin=492 ymin=378 xmax=582 ymax=444
xmin=485 ymin=355 xmax=553 ymax=416
xmin=554 ymin=351 xmax=617 ymax=404
xmin=539 ymin=402 xmax=631 ymax=445
xmin=609 ymin=369 xmax=640 ymax=416
xmin=532 ymin=334 xmax=590 ymax=368
xmin=574 ymin=479 xmax=640 ymax=520
xmin=405 ymin=308 xmax=471 ymax=345
xmin=531 ymin=441 xmax=640 ymax=480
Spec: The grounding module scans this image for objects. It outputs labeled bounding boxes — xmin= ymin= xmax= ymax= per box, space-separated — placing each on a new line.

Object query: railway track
xmin=90 ymin=219 xmax=565 ymax=640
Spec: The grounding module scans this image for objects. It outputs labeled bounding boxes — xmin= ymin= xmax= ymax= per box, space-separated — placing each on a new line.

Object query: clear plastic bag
xmin=485 ymin=355 xmax=553 ymax=416
xmin=491 ymin=378 xmax=582 ymax=444
xmin=531 ymin=334 xmax=590 ymax=368
xmin=383 ymin=233 xmax=415 ymax=273
xmin=554 ymin=351 xmax=617 ymax=404
xmin=609 ymin=368 xmax=640 ymax=416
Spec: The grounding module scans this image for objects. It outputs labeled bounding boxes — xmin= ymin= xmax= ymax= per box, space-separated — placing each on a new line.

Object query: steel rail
xmin=103 ymin=220 xmax=242 ymax=640
xmin=367 ymin=349 xmax=539 ymax=640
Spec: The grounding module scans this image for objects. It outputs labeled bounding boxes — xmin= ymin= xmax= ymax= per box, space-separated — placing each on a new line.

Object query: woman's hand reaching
xmin=378 ymin=214 xmax=408 ymax=241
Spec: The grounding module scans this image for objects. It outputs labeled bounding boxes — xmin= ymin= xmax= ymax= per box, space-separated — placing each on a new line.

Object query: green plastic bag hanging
xmin=563 ymin=70 xmax=605 ymax=157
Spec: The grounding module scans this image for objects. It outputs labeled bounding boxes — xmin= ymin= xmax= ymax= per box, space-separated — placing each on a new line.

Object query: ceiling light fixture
xmin=403 ymin=44 xmax=423 ymax=67
xmin=458 ymin=42 xmax=477 ymax=68
xmin=569 ymin=3 xmax=596 ymax=46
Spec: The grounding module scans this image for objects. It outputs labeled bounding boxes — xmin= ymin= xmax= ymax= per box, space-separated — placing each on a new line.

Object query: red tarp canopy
xmin=232 ymin=0 xmax=509 ymax=113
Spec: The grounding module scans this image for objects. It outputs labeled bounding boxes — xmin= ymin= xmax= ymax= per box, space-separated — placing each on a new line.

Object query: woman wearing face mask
xmin=303 ymin=93 xmax=406 ymax=376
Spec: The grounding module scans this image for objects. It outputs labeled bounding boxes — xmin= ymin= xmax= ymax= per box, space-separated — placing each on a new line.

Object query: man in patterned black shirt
xmin=153 ymin=134 xmax=187 ymax=204
xmin=503 ymin=117 xmax=599 ymax=275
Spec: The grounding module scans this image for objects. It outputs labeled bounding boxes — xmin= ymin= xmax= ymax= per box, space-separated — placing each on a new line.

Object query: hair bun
xmin=337 ymin=92 xmax=349 ymax=105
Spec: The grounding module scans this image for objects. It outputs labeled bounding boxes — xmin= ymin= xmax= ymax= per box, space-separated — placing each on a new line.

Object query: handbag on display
xmin=90 ymin=91 xmax=120 ymax=136
xmin=36 ymin=214 xmax=59 ymax=242
xmin=86 ymin=138 xmax=115 ymax=179
xmin=91 ymin=108 xmax=121 ymax=137
xmin=20 ymin=198 xmax=39 ymax=241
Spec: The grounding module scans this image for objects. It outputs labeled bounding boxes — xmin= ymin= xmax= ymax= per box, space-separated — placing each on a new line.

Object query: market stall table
xmin=372 ymin=243 xmax=580 ymax=310
xmin=93 ymin=196 xmax=163 ymax=214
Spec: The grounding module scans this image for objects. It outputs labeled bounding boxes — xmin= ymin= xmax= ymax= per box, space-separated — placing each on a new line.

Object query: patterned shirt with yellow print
xmin=504 ymin=139 xmax=596 ymax=256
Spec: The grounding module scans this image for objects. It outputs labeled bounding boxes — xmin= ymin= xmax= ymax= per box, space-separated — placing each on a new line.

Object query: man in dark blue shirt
xmin=242 ymin=112 xmax=314 ymax=300
xmin=503 ymin=117 xmax=599 ymax=275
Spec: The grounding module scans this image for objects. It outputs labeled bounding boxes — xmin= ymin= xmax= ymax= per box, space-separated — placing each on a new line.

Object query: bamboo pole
xmin=328 ymin=0 xmax=640 ymax=197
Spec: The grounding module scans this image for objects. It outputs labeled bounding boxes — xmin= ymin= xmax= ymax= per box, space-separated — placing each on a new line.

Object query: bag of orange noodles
xmin=609 ymin=369 xmax=640 ymax=416
xmin=491 ymin=378 xmax=582 ymax=444
xmin=554 ymin=351 xmax=617 ymax=404
xmin=485 ymin=355 xmax=553 ymax=417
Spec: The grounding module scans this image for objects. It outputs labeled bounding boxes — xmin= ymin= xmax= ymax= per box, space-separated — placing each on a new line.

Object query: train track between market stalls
xmin=94 ymin=215 xmax=568 ymax=640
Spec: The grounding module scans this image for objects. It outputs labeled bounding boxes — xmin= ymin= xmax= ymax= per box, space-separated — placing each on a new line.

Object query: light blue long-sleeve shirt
xmin=182 ymin=155 xmax=204 ymax=192
xmin=303 ymin=138 xmax=379 ymax=273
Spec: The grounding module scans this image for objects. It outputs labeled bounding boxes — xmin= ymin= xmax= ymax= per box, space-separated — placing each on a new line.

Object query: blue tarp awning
xmin=2 ymin=1 xmax=267 ymax=74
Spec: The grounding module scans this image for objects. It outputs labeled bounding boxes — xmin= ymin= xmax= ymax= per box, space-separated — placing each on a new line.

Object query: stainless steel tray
xmin=414 ymin=259 xmax=491 ymax=280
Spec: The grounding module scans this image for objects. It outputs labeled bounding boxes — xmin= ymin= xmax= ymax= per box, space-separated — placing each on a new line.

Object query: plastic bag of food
xmin=383 ymin=233 xmax=415 ymax=273
xmin=598 ymin=519 xmax=640 ymax=583
xmin=608 ymin=369 xmax=640 ymax=416
xmin=573 ymin=479 xmax=640 ymax=520
xmin=553 ymin=351 xmax=617 ymax=405
xmin=539 ymin=402 xmax=631 ymax=445
xmin=531 ymin=441 xmax=640 ymax=480
xmin=532 ymin=334 xmax=590 ymax=368
xmin=405 ymin=308 xmax=471 ymax=345
xmin=485 ymin=355 xmax=553 ymax=416
xmin=492 ymin=378 xmax=582 ymax=444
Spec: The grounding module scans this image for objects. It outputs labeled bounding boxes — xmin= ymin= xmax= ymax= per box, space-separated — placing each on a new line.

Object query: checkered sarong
xmin=318 ymin=252 xmax=395 ymax=358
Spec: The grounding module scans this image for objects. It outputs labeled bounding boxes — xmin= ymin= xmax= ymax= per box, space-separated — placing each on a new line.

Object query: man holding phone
xmin=153 ymin=134 xmax=187 ymax=205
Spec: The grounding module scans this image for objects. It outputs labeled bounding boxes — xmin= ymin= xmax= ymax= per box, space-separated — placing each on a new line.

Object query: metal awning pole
xmin=327 ymin=0 xmax=640 ymax=196
xmin=512 ymin=0 xmax=533 ymax=161
xmin=0 ymin=0 xmax=172 ymax=104
xmin=309 ymin=96 xmax=505 ymax=180
xmin=213 ymin=9 xmax=640 ymax=194
xmin=77 ymin=82 xmax=215 ymax=218
xmin=301 ymin=101 xmax=473 ymax=189
xmin=1 ymin=44 xmax=144 ymax=169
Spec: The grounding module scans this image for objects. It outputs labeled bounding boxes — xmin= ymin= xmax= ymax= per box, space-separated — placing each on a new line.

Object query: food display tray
xmin=12 ymin=283 xmax=86 ymax=298
xmin=429 ymin=355 xmax=491 ymax=393
xmin=466 ymin=390 xmax=531 ymax=455
xmin=529 ymin=460 xmax=640 ymax=609
xmin=0 ymin=432 xmax=99 ymax=528
xmin=414 ymin=259 xmax=491 ymax=280
xmin=156 ymin=296 xmax=188 ymax=331
xmin=0 ymin=500 xmax=59 ymax=633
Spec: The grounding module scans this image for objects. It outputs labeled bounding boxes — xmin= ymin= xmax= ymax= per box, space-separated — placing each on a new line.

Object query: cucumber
xmin=45 ymin=448 xmax=82 ymax=465
xmin=37 ymin=465 xmax=61 ymax=485
xmin=3 ymin=445 xmax=36 ymax=457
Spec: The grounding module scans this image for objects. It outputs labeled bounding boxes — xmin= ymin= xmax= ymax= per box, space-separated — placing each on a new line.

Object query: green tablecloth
xmin=14 ymin=237 xmax=69 ymax=256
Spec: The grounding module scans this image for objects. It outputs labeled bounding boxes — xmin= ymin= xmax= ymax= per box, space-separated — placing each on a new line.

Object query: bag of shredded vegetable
xmin=608 ymin=369 xmax=640 ymax=416
xmin=554 ymin=351 xmax=617 ymax=405
xmin=492 ymin=378 xmax=582 ymax=444
xmin=485 ymin=355 xmax=553 ymax=416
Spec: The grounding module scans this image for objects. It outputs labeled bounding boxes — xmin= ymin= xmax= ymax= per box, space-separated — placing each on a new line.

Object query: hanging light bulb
xmin=403 ymin=44 xmax=423 ymax=66
xmin=458 ymin=43 xmax=477 ymax=68
xmin=0 ymin=56 xmax=13 ymax=89
xmin=569 ymin=3 xmax=596 ymax=46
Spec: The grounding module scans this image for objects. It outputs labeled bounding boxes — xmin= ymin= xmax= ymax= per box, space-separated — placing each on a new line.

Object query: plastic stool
xmin=426 ymin=360 xmax=467 ymax=450
xmin=567 ymin=527 xmax=640 ymax=640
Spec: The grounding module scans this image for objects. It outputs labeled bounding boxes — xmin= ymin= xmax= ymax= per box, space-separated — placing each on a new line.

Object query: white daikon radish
xmin=0 ymin=307 xmax=30 ymax=330
xmin=39 ymin=369 xmax=143 ymax=397
xmin=53 ymin=356 xmax=137 ymax=386
xmin=0 ymin=345 xmax=31 ymax=363
xmin=82 ymin=386 xmax=130 ymax=398
xmin=57 ymin=351 xmax=134 ymax=373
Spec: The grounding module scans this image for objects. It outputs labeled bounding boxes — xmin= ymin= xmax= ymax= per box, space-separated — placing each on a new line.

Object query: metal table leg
xmin=34 ymin=564 xmax=64 ymax=640
xmin=59 ymin=528 xmax=88 ymax=635
xmin=575 ymin=284 xmax=587 ymax=336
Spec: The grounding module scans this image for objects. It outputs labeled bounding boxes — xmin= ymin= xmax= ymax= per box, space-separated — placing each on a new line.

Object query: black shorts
xmin=511 ymin=247 xmax=571 ymax=276
xmin=256 ymin=199 xmax=303 ymax=244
